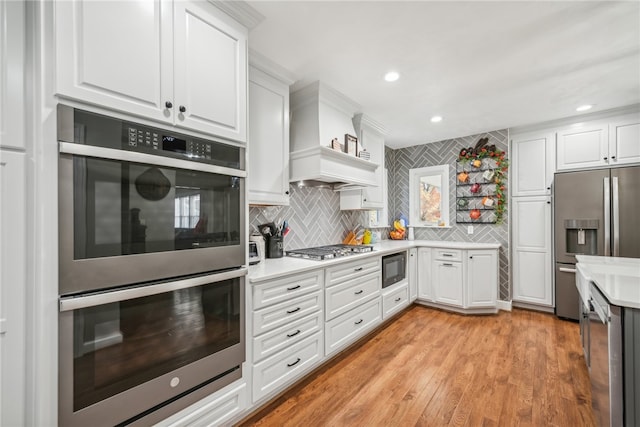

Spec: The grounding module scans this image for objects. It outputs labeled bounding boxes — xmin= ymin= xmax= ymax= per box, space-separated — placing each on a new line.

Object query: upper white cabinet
xmin=608 ymin=113 xmax=640 ymax=166
xmin=340 ymin=114 xmax=386 ymax=210
xmin=511 ymin=196 xmax=553 ymax=307
xmin=248 ymin=60 xmax=294 ymax=205
xmin=556 ymin=122 xmax=608 ymax=170
xmin=510 ymin=131 xmax=554 ymax=196
xmin=0 ymin=0 xmax=25 ymax=150
xmin=55 ymin=0 xmax=247 ymax=142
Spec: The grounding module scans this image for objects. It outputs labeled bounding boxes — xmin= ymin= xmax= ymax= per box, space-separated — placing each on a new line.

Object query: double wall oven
xmin=57 ymin=106 xmax=247 ymax=426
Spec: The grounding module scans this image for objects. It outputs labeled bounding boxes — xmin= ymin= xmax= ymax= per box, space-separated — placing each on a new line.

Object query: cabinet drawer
xmin=382 ymin=283 xmax=410 ymax=319
xmin=433 ymin=249 xmax=462 ymax=262
xmin=325 ymin=272 xmax=380 ymax=321
xmin=253 ymin=269 xmax=323 ymax=310
xmin=325 ymin=257 xmax=381 ymax=288
xmin=252 ymin=311 xmax=322 ymax=362
xmin=325 ymin=297 xmax=381 ymax=357
xmin=253 ymin=291 xmax=321 ymax=337
xmin=252 ymin=332 xmax=323 ymax=402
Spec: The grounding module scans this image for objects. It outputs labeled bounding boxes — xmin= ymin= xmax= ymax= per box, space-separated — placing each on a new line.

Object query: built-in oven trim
xmin=58 ymin=269 xmax=246 ymax=427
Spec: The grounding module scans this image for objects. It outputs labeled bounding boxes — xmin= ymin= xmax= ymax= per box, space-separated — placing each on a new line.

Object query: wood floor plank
xmin=238 ymin=306 xmax=596 ymax=427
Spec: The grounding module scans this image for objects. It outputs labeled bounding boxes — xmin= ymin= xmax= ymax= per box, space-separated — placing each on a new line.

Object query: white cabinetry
xmin=248 ymin=62 xmax=293 ymax=205
xmin=340 ymin=114 xmax=386 ymax=210
xmin=324 ymin=258 xmax=381 ymax=356
xmin=417 ymin=246 xmax=499 ymax=313
xmin=55 ymin=0 xmax=247 ymax=142
xmin=556 ymin=122 xmax=608 ymax=170
xmin=609 ymin=113 xmax=640 ymax=166
xmin=0 ymin=151 xmax=27 ymax=427
xmin=466 ymin=250 xmax=498 ymax=308
xmin=251 ymin=270 xmax=324 ymax=402
xmin=408 ymin=249 xmax=417 ymax=302
xmin=417 ymin=248 xmax=432 ymax=301
xmin=0 ymin=0 xmax=25 ymax=150
xmin=381 ymin=282 xmax=410 ymax=319
xmin=510 ymin=132 xmax=554 ymax=196
xmin=512 ymin=196 xmax=553 ymax=307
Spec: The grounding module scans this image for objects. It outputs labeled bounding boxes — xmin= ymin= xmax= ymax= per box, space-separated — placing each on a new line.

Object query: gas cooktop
xmin=286 ymin=244 xmax=374 ymax=261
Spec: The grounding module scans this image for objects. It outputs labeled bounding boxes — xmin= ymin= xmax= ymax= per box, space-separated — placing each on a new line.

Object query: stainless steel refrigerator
xmin=553 ymin=165 xmax=640 ymax=320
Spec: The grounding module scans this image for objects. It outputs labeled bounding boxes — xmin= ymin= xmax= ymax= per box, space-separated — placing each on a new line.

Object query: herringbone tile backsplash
xmin=250 ymin=129 xmax=510 ymax=300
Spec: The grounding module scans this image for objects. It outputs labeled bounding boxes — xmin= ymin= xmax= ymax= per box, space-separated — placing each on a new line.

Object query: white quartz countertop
xmin=248 ymin=240 xmax=501 ymax=283
xmin=576 ymin=255 xmax=640 ymax=309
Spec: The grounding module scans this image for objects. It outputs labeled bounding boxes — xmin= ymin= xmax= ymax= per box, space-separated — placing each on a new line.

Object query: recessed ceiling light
xmin=384 ymin=71 xmax=399 ymax=82
xmin=430 ymin=115 xmax=443 ymax=123
xmin=576 ymin=104 xmax=593 ymax=112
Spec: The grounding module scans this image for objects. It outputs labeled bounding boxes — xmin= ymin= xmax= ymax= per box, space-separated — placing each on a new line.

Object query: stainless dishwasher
xmin=589 ymin=283 xmax=623 ymax=427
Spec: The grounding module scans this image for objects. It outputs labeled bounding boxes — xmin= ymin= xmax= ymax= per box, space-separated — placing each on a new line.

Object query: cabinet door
xmin=55 ymin=0 xmax=172 ymax=123
xmin=408 ymin=249 xmax=417 ymax=301
xmin=360 ymin=128 xmax=385 ymax=208
xmin=466 ymin=250 xmax=497 ymax=308
xmin=432 ymin=260 xmax=463 ymax=307
xmin=0 ymin=0 xmax=25 ymax=150
xmin=556 ymin=123 xmax=608 ymax=170
xmin=417 ymin=248 xmax=432 ymax=301
xmin=0 ymin=151 xmax=27 ymax=427
xmin=248 ymin=67 xmax=290 ymax=205
xmin=511 ymin=132 xmax=554 ymax=196
xmin=512 ymin=196 xmax=553 ymax=306
xmin=173 ymin=1 xmax=247 ymax=142
xmin=609 ymin=113 xmax=640 ymax=166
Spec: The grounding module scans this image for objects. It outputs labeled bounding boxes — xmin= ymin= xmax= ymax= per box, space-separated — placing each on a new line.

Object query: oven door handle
xmin=59 ymin=268 xmax=247 ymax=312
xmin=59 ymin=142 xmax=247 ymax=178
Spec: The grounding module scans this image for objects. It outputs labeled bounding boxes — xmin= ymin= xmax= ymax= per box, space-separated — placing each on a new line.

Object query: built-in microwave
xmin=382 ymin=251 xmax=407 ymax=288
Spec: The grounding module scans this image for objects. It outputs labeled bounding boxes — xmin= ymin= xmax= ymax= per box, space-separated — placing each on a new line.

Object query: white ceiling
xmin=246 ymin=1 xmax=640 ymax=148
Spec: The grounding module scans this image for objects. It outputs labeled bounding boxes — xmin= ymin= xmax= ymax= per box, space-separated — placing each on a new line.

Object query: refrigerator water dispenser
xmin=565 ymin=219 xmax=598 ymax=255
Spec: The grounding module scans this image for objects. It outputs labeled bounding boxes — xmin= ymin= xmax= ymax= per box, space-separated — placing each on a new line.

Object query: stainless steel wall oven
xmin=57 ymin=106 xmax=247 ymax=426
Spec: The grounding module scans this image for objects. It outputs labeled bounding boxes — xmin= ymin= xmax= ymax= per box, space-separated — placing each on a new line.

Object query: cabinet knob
xmin=546 ymin=187 xmax=551 ymax=190
xmin=469 ymin=256 xmax=473 ymax=259
xmin=285 ymin=191 xmax=289 ymax=195
xmin=179 ymin=105 xmax=186 ymax=113
xmin=363 ymin=198 xmax=367 ymax=202
xmin=165 ymin=101 xmax=173 ymax=109
xmin=547 ymin=201 xmax=551 ymax=204
xmin=603 ymin=157 xmax=608 ymax=161
xmin=611 ymin=156 xmax=616 ymax=160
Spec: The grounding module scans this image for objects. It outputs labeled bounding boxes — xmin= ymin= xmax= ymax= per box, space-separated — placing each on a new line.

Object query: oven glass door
xmin=383 ymin=252 xmax=406 ymax=288
xmin=59 ymin=271 xmax=245 ymax=426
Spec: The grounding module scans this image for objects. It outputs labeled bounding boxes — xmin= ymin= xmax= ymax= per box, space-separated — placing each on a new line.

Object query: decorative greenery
xmin=457 ymin=145 xmax=509 ymax=225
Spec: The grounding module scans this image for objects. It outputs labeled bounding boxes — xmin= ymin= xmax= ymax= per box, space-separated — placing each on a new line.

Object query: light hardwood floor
xmin=238 ymin=305 xmax=595 ymax=426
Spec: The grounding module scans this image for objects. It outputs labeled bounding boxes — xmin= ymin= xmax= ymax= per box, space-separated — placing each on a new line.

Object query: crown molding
xmin=208 ymin=1 xmax=265 ymax=30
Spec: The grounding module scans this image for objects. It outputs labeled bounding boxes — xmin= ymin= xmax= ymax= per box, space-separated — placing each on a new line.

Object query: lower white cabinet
xmin=252 ymin=312 xmax=322 ymax=362
xmin=408 ymin=249 xmax=417 ymax=301
xmin=252 ymin=291 xmax=322 ymax=336
xmin=156 ymin=381 xmax=248 ymax=427
xmin=432 ymin=260 xmax=464 ymax=306
xmin=325 ymin=297 xmax=381 ymax=357
xmin=382 ymin=282 xmax=410 ymax=319
xmin=417 ymin=248 xmax=432 ymax=301
xmin=418 ymin=246 xmax=499 ymax=313
xmin=512 ymin=196 xmax=553 ymax=307
xmin=252 ymin=332 xmax=323 ymax=401
xmin=325 ymin=272 xmax=380 ymax=321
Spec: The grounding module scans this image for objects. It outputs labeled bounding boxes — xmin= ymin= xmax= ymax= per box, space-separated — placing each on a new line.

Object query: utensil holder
xmin=266 ymin=236 xmax=283 ymax=258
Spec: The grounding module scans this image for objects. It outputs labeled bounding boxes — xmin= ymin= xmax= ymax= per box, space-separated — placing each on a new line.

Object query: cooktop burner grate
xmin=286 ymin=244 xmax=374 ymax=261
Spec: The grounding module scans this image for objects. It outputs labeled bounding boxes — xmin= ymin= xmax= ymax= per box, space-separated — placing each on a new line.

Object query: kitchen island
xmin=576 ymin=255 xmax=640 ymax=427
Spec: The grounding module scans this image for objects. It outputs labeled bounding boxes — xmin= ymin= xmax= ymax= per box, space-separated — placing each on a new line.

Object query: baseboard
xmin=496 ymin=300 xmax=512 ymax=312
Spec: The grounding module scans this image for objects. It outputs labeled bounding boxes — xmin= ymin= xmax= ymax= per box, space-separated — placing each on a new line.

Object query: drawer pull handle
xmin=354 ymin=267 xmax=364 ymax=272
xmin=287 ymin=358 xmax=301 ymax=367
xmin=354 ymin=290 xmax=364 ymax=295
xmin=395 ymin=297 xmax=402 ymax=302
xmin=287 ymin=285 xmax=301 ymax=291
xmin=287 ymin=329 xmax=301 ymax=338
xmin=354 ymin=319 xmax=363 ymax=325
xmin=443 ymin=263 xmax=453 ymax=267
xmin=442 ymin=253 xmax=453 ymax=257
xmin=286 ymin=307 xmax=301 ymax=314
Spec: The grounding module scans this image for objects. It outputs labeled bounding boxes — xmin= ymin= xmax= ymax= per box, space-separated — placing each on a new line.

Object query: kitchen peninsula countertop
xmin=248 ymin=240 xmax=501 ymax=283
xmin=576 ymin=255 xmax=640 ymax=309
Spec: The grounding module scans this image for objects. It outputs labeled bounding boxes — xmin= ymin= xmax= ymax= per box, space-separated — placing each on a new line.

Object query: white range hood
xmin=289 ymin=81 xmax=379 ymax=190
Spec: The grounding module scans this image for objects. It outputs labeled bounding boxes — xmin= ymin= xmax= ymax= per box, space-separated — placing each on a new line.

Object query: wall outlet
xmin=467 ymin=225 xmax=474 ymax=235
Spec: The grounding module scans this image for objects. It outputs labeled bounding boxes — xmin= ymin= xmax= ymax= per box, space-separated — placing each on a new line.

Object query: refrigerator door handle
xmin=612 ymin=176 xmax=619 ymax=257
xmin=604 ymin=177 xmax=611 ymax=256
